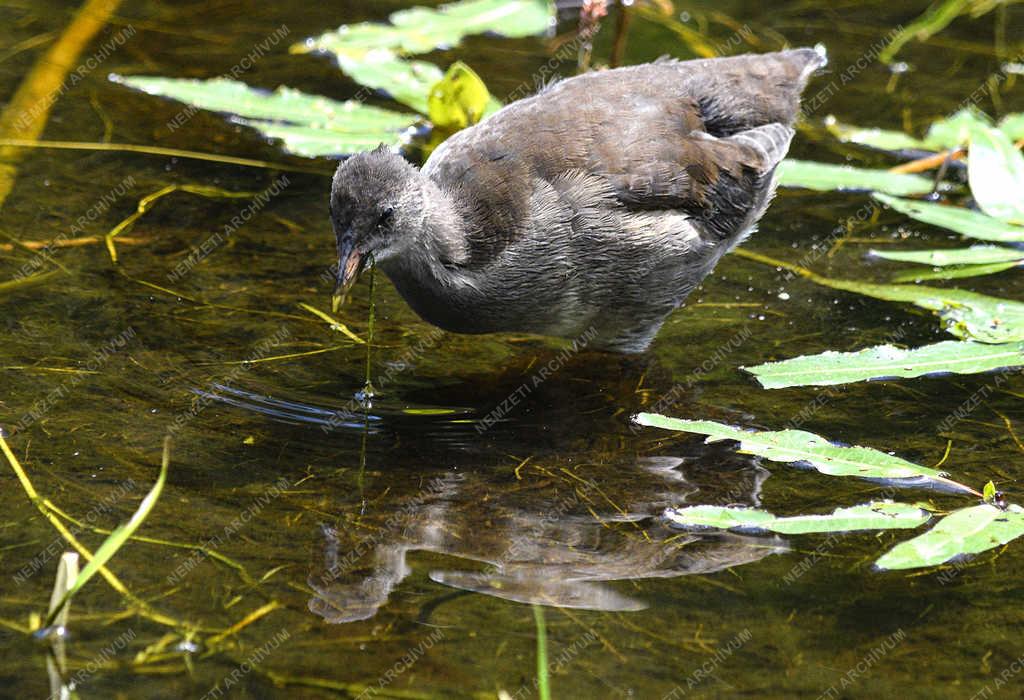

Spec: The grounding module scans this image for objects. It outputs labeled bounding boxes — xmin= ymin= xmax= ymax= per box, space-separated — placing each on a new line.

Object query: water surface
xmin=1 ymin=1 xmax=1023 ymax=697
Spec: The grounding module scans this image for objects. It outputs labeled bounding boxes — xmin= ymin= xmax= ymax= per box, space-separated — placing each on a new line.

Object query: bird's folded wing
xmin=599 ymin=122 xmax=794 ymax=239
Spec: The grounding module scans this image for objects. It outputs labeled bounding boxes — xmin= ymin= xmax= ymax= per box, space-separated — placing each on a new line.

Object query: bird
xmin=329 ymin=47 xmax=826 ymax=353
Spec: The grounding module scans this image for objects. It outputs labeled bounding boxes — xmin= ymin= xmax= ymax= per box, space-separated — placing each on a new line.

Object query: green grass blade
xmin=44 ymin=437 xmax=170 ymax=628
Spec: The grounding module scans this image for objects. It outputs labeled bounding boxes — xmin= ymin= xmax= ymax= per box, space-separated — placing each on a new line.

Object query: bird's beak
xmin=332 ymin=229 xmax=365 ymax=313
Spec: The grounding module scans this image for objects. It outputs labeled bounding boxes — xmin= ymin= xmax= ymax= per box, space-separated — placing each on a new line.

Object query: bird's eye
xmin=378 ymin=207 xmax=394 ymax=229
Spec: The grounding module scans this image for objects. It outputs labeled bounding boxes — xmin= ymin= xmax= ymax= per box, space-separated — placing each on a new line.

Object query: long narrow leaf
xmin=778 ymin=160 xmax=935 ymax=195
xmin=633 ymin=414 xmax=978 ymax=495
xmin=665 ymin=502 xmax=931 ymax=534
xmin=44 ymin=438 xmax=170 ymax=627
xmin=873 ymin=193 xmax=1024 ymax=243
xmin=892 ymin=261 xmax=1021 ymax=282
xmin=871 ymin=246 xmax=1024 ymax=266
xmin=744 ymin=340 xmax=1024 ymax=389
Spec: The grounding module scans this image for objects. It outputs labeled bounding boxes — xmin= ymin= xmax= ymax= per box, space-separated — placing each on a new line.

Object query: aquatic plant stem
xmin=0 ymin=0 xmax=123 ymax=210
xmin=533 ymin=604 xmax=551 ymax=700
xmin=0 ymin=139 xmax=332 ymax=175
xmin=0 ymin=269 xmax=61 ymax=296
xmin=104 ymin=183 xmax=257 ymax=263
xmin=364 ymin=264 xmax=377 ymax=397
xmin=357 ymin=265 xmax=377 ymax=500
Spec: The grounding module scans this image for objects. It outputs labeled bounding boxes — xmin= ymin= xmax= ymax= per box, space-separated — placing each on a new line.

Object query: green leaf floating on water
xmin=826 ymin=109 xmax=1000 ymax=153
xmin=821 ymin=277 xmax=1024 ymax=344
xmin=871 ymin=246 xmax=1024 ymax=266
xmin=967 ymin=125 xmax=1024 ymax=225
xmin=111 ymin=75 xmax=419 ymax=157
xmin=872 ymin=193 xmax=1024 ymax=243
xmin=633 ymin=414 xmax=976 ymax=494
xmin=825 ymin=121 xmax=929 ymax=152
xmin=317 ymin=48 xmax=445 ymax=115
xmin=295 ymin=0 xmax=553 ymax=56
xmin=891 ymin=261 xmax=1022 ymax=283
xmin=292 ymin=0 xmax=551 ymax=112
xmin=983 ymin=480 xmax=997 ymax=502
xmin=744 ymin=340 xmax=1024 ymax=389
xmin=777 ymin=160 xmax=935 ymax=195
xmin=665 ymin=502 xmax=931 ymax=534
xmin=875 ymin=504 xmax=1024 ymax=570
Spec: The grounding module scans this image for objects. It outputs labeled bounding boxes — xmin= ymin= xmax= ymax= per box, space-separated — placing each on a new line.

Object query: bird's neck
xmin=420 ymin=178 xmax=472 ymax=268
xmin=379 ymin=176 xmax=474 ymax=294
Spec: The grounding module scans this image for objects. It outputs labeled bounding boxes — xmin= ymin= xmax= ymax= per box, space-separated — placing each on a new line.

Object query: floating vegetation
xmin=113 ymin=0 xmax=552 ymax=156
xmin=665 ymin=502 xmax=931 ymax=535
xmin=294 ymin=0 xmax=553 ymax=56
xmin=633 ymin=414 xmax=977 ymax=494
xmin=634 ymin=415 xmax=1024 ymax=570
xmin=43 ymin=438 xmax=169 ymax=629
xmin=744 ymin=340 xmax=1024 ymax=389
xmin=875 ymin=503 xmax=1024 ymax=570
xmin=776 ymin=159 xmax=936 ymax=195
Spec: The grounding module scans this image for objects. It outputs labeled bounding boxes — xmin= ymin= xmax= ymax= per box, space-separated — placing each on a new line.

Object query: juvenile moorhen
xmin=329 ymin=48 xmax=826 ymax=352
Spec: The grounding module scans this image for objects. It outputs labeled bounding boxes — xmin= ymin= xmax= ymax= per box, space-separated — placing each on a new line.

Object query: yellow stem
xmin=0 ymin=139 xmax=331 ymax=176
xmin=0 ymin=0 xmax=124 ymax=209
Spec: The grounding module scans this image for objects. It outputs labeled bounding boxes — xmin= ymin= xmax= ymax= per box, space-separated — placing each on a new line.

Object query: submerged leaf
xmin=878 ymin=0 xmax=973 ymax=64
xmin=295 ymin=0 xmax=553 ymax=57
xmin=967 ymin=125 xmax=1024 ymax=224
xmin=871 ymin=245 xmax=1024 ymax=266
xmin=777 ymin=160 xmax=935 ymax=195
xmin=743 ymin=340 xmax=1024 ymax=389
xmin=873 ymin=193 xmax=1024 ymax=243
xmin=112 ymin=76 xmax=418 ymax=156
xmin=666 ymin=502 xmax=930 ymax=534
xmin=875 ymin=504 xmax=1024 ymax=570
xmin=633 ymin=414 xmax=975 ymax=494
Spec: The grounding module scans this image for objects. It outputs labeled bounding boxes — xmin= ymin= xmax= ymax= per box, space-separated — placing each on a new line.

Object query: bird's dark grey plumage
xmin=330 ymin=48 xmax=826 ymax=352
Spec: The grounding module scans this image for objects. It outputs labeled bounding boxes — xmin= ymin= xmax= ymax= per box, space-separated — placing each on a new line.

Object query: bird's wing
xmin=424 ymin=49 xmax=823 ymax=261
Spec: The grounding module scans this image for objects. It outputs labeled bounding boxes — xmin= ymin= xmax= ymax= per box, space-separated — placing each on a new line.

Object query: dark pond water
xmin=1 ymin=0 xmax=1023 ymax=697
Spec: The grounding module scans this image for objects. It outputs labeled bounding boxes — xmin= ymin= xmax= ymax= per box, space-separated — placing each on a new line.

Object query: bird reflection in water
xmin=308 ymin=453 xmax=784 ymax=623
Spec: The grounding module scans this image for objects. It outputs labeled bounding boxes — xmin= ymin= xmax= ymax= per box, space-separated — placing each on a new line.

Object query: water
xmin=1 ymin=1 xmax=1023 ymax=697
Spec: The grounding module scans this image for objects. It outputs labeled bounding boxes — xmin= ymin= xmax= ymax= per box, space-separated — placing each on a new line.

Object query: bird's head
xmin=329 ymin=145 xmax=424 ymax=311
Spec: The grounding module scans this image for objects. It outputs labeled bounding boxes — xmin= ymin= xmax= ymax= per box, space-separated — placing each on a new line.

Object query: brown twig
xmin=889 ymin=147 xmax=965 ymax=174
